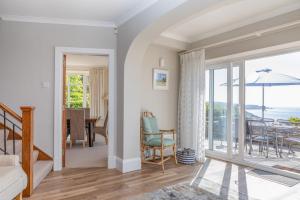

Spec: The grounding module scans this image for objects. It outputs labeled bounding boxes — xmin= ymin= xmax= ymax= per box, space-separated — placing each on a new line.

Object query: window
xmin=66 ymin=73 xmax=90 ymax=108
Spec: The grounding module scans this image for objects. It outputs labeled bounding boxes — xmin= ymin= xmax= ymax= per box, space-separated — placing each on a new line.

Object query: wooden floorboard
xmin=26 ymin=161 xmax=201 ymax=200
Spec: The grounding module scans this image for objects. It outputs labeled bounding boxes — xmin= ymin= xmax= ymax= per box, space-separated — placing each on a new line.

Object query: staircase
xmin=0 ymin=103 xmax=53 ymax=197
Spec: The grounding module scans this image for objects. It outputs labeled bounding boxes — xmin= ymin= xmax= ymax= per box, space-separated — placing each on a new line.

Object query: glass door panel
xmin=207 ymin=62 xmax=245 ymax=157
xmin=231 ymin=63 xmax=243 ymax=156
xmin=212 ymin=68 xmax=228 ymax=153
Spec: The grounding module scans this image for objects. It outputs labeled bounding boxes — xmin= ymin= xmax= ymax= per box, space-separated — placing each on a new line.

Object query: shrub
xmin=289 ymin=117 xmax=300 ymax=123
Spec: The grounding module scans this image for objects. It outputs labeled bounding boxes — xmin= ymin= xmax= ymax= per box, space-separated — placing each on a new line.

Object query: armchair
xmin=140 ymin=112 xmax=177 ymax=172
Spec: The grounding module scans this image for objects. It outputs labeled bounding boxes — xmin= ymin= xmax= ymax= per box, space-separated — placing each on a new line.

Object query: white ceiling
xmin=66 ymin=54 xmax=108 ymax=69
xmin=0 ymin=0 xmax=158 ymax=26
xmin=161 ymin=0 xmax=300 ymax=43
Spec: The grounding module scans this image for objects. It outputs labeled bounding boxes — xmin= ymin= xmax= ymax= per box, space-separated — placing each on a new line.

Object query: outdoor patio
xmin=205 ymin=135 xmax=300 ymax=176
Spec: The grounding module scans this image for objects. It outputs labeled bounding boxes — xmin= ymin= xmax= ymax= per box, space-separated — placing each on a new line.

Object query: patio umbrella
xmin=230 ymin=68 xmax=300 ymax=118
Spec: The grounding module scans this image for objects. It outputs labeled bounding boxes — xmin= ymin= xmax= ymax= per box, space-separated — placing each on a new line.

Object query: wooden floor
xmin=26 ymin=161 xmax=201 ymax=200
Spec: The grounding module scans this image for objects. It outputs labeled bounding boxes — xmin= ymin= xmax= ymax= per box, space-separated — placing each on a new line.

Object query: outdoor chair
xmin=277 ymin=119 xmax=292 ymax=126
xmin=140 ymin=111 xmax=177 ymax=172
xmin=262 ymin=118 xmax=275 ymax=126
xmin=249 ymin=120 xmax=276 ymax=158
xmin=284 ymin=127 xmax=300 ymax=155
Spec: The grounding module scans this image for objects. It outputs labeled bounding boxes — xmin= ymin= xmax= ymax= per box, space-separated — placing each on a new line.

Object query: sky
xmin=206 ymin=51 xmax=300 ymax=108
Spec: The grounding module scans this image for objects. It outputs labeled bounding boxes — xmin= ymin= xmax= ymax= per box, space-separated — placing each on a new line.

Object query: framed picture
xmin=153 ymin=69 xmax=169 ymax=90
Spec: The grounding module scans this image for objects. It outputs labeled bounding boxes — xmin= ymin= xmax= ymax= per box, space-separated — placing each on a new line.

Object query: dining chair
xmin=140 ymin=111 xmax=177 ymax=173
xmin=277 ymin=119 xmax=292 ymax=126
xmin=284 ymin=127 xmax=300 ymax=155
xmin=83 ymin=108 xmax=90 ymax=133
xmin=66 ymin=108 xmax=71 ymax=137
xmin=93 ymin=113 xmax=108 ymax=144
xmin=69 ymin=109 xmax=87 ymax=148
xmin=262 ymin=118 xmax=275 ymax=123
xmin=84 ymin=108 xmax=90 ymax=119
xmin=249 ymin=120 xmax=275 ymax=158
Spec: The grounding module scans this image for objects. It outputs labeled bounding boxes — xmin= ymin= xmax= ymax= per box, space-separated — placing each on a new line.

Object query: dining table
xmin=67 ymin=117 xmax=98 ymax=147
xmin=266 ymin=123 xmax=299 ymax=157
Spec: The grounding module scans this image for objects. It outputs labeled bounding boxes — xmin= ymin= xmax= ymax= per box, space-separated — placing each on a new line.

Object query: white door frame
xmin=54 ymin=47 xmax=116 ymax=171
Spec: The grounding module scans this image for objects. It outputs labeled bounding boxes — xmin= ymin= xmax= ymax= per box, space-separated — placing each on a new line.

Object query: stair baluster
xmin=3 ymin=111 xmax=7 ymax=155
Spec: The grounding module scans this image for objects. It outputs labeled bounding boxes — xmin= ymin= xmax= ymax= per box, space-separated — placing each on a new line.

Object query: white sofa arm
xmin=0 ymin=155 xmax=20 ymax=166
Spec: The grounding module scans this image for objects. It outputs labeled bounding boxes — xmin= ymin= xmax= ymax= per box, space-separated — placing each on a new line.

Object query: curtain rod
xmin=179 ymin=20 xmax=300 ymax=56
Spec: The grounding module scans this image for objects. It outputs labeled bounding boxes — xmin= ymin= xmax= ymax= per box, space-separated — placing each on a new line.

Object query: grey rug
xmin=247 ymin=169 xmax=300 ymax=187
xmin=133 ymin=178 xmax=257 ymax=200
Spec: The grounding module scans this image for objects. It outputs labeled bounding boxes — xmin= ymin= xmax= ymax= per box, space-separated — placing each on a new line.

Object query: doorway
xmin=54 ymin=47 xmax=116 ymax=171
xmin=63 ymin=54 xmax=109 ymax=168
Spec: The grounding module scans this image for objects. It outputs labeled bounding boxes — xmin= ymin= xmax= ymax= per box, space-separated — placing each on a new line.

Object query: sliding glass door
xmin=206 ymin=51 xmax=300 ymax=180
xmin=206 ymin=61 xmax=245 ymax=159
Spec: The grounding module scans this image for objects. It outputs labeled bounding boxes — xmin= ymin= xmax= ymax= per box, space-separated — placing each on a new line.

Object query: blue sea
xmin=247 ymin=107 xmax=300 ymax=120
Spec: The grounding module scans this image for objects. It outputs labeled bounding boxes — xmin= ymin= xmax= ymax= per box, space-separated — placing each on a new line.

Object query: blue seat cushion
xmin=253 ymin=135 xmax=274 ymax=141
xmin=285 ymin=137 xmax=300 ymax=143
xmin=145 ymin=138 xmax=175 ymax=147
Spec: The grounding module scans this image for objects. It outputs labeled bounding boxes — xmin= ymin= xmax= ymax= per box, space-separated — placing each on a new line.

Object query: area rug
xmin=133 ymin=178 xmax=257 ymax=200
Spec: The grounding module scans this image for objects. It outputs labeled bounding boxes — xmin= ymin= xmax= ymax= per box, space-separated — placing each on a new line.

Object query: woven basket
xmin=176 ymin=148 xmax=196 ymax=165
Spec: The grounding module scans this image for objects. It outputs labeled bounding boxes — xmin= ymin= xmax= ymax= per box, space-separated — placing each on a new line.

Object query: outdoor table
xmin=266 ymin=124 xmax=298 ymax=157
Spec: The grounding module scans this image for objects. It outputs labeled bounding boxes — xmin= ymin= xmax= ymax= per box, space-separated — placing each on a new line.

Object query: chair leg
xmin=105 ymin=135 xmax=108 ymax=145
xmin=141 ymin=146 xmax=145 ymax=162
xmin=266 ymin=140 xmax=269 ymax=158
xmin=152 ymin=148 xmax=156 ymax=161
xmin=288 ymin=143 xmax=293 ymax=154
xmin=249 ymin=138 xmax=253 ymax=155
xmin=15 ymin=192 xmax=22 ymax=200
xmin=173 ymin=145 xmax=177 ymax=164
xmin=82 ymin=140 xmax=85 ymax=148
xmin=160 ymin=148 xmax=164 ymax=173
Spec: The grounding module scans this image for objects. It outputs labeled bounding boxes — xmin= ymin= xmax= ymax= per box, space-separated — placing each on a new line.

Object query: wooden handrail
xmin=0 ymin=103 xmax=22 ymax=123
xmin=0 ymin=103 xmax=43 ymax=197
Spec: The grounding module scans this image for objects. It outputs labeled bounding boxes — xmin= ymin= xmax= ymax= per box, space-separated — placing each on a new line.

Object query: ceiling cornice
xmin=115 ymin=0 xmax=159 ymax=26
xmin=190 ymin=3 xmax=300 ymax=42
xmin=0 ymin=0 xmax=159 ymax=28
xmin=160 ymin=32 xmax=191 ymax=43
xmin=0 ymin=15 xmax=117 ymax=28
xmin=162 ymin=2 xmax=300 ymax=43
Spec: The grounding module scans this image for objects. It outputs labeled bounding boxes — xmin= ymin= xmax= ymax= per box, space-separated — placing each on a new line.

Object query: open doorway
xmin=54 ymin=47 xmax=115 ymax=171
xmin=62 ymin=54 xmax=109 ymax=168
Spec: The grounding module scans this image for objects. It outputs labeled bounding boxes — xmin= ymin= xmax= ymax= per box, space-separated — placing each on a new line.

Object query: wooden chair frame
xmin=94 ymin=113 xmax=109 ymax=145
xmin=140 ymin=112 xmax=177 ymax=172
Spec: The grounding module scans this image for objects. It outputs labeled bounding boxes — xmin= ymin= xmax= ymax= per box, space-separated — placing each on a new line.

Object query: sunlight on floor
xmin=66 ymin=134 xmax=107 ymax=168
xmin=191 ymin=159 xmax=300 ymax=200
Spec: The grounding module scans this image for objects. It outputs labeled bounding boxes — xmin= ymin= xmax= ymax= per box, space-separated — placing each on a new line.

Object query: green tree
xmin=67 ymin=75 xmax=84 ymax=108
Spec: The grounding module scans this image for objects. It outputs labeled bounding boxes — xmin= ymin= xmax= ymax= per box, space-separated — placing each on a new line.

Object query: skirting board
xmin=108 ymin=156 xmax=116 ymax=169
xmin=116 ymin=157 xmax=141 ymax=173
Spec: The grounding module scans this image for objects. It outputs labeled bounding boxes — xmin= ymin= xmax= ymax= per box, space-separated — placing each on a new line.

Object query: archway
xmin=116 ymin=0 xmax=228 ymax=172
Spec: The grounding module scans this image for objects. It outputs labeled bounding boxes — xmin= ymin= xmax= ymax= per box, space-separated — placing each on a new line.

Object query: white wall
xmin=0 ymin=21 xmax=116 ymax=156
xmin=141 ymin=44 xmax=179 ymax=129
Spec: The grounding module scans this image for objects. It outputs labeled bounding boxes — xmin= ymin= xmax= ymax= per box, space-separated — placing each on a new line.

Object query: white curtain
xmin=178 ymin=50 xmax=206 ymax=162
xmin=89 ymin=68 xmax=108 ymax=119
